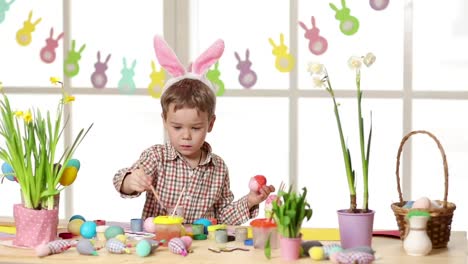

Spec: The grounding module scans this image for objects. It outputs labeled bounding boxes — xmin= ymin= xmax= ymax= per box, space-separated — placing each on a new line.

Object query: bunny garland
xmin=299 ymin=16 xmax=328 ymax=55
xmin=40 ymin=27 xmax=64 ymax=63
xmin=0 ymin=0 xmax=15 ymax=24
xmin=16 ymin=10 xmax=42 ymax=46
xmin=153 ymin=35 xmax=225 ymax=95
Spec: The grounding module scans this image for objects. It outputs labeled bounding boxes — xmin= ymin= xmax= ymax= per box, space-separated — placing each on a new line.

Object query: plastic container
xmin=153 ymin=216 xmax=185 ymax=246
xmin=250 ymin=218 xmax=279 ymax=249
xmin=207 ymin=224 xmax=227 ymax=240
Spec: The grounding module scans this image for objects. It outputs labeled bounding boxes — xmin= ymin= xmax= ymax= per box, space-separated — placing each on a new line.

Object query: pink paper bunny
xmin=153 ymin=35 xmax=224 ymax=94
xmin=40 ymin=27 xmax=64 ymax=64
xmin=299 ymin=16 xmax=328 ymax=55
xmin=91 ymin=51 xmax=111 ymax=89
xmin=234 ymin=49 xmax=257 ymax=89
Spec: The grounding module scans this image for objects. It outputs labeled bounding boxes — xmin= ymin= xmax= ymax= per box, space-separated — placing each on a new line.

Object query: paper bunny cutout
xmin=16 ymin=10 xmax=42 ymax=46
xmin=64 ymin=40 xmax=86 ymax=78
xmin=148 ymin=60 xmax=166 ymax=98
xmin=153 ymin=35 xmax=224 ymax=94
xmin=0 ymin=0 xmax=15 ymax=24
xmin=91 ymin=51 xmax=111 ymax=89
xmin=118 ymin=57 xmax=136 ymax=94
xmin=206 ymin=61 xmax=225 ymax=96
xmin=329 ymin=0 xmax=360 ymax=36
xmin=234 ymin=49 xmax=257 ymax=89
xmin=299 ymin=16 xmax=328 ymax=55
xmin=40 ymin=27 xmax=64 ymax=64
xmin=370 ymin=0 xmax=389 ymax=11
xmin=268 ymin=33 xmax=295 ymax=73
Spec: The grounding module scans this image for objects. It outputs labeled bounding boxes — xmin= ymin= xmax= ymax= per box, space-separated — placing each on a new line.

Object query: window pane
xmin=297 ymin=1 xmax=404 ymax=90
xmin=0 ymin=1 xmax=63 ymax=86
xmin=208 ymin=98 xmax=289 ymax=216
xmin=413 ymin=100 xmax=467 ymax=231
xmin=192 ymin=0 xmax=290 ymax=90
xmin=413 ymin=1 xmax=468 ymax=91
xmin=71 ymin=95 xmax=164 ymax=221
xmin=70 ymin=0 xmax=164 ymax=90
xmin=0 ymin=95 xmax=66 ymax=218
xmin=298 ymin=98 xmax=402 ymax=229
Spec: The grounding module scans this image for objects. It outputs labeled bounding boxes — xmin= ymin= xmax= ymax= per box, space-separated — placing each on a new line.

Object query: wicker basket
xmin=391 ymin=130 xmax=456 ymax=248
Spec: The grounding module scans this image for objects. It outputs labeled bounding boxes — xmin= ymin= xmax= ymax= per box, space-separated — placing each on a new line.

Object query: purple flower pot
xmin=337 ymin=209 xmax=375 ymax=249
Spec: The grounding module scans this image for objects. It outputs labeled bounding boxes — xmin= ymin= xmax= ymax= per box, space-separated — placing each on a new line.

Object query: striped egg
xmin=168 ymin=238 xmax=188 ymax=256
xmin=335 ymin=251 xmax=375 ymax=264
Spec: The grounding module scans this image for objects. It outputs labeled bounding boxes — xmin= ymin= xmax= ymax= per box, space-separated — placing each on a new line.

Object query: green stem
xmin=356 ymin=69 xmax=369 ymax=212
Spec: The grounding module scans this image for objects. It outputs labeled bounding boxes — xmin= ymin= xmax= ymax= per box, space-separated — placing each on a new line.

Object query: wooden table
xmin=0 ymin=231 xmax=466 ymax=263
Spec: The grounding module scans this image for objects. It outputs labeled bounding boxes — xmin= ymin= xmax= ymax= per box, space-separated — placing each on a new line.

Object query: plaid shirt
xmin=113 ymin=142 xmax=258 ymax=224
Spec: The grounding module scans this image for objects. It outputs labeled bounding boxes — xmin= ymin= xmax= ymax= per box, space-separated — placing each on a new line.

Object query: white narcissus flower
xmin=363 ymin=52 xmax=376 ymax=67
xmin=312 ymin=75 xmax=324 ymax=88
xmin=307 ymin=62 xmax=324 ymax=75
xmin=347 ymin=56 xmax=362 ymax=70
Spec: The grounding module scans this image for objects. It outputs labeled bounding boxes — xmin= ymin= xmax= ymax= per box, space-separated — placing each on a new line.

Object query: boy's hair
xmin=161 ymin=78 xmax=216 ymax=120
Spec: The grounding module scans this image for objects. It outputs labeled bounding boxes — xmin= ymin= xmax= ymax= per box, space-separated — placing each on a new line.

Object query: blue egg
xmin=1 ymin=162 xmax=15 ymax=181
xmin=66 ymin=159 xmax=81 ymax=171
xmin=136 ymin=239 xmax=152 ymax=257
xmin=69 ymin=214 xmax=86 ymax=222
xmin=80 ymin=221 xmax=97 ymax=239
xmin=193 ymin=218 xmax=212 ymax=234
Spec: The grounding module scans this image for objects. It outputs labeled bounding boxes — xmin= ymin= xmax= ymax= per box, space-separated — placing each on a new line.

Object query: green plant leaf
xmin=264 ymin=232 xmax=272 ymax=260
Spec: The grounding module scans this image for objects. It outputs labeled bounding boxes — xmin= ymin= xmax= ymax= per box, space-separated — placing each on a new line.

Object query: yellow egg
xmin=68 ymin=219 xmax=84 ymax=235
xmin=309 ymin=246 xmax=325 ymax=260
xmin=60 ymin=166 xmax=78 ymax=186
xmin=115 ymin=234 xmax=127 ymax=243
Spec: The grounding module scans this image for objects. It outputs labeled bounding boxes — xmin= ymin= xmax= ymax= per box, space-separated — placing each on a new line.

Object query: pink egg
xmin=180 ymin=236 xmax=192 ymax=249
xmin=144 ymin=217 xmax=156 ymax=233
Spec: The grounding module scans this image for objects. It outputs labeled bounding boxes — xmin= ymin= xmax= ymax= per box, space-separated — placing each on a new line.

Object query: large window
xmin=0 ymin=0 xmax=467 ymax=232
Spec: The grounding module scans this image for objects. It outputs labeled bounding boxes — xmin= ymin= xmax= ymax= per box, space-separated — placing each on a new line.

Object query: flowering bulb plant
xmin=308 ymin=53 xmax=376 ymax=213
xmin=0 ymin=78 xmax=93 ymax=210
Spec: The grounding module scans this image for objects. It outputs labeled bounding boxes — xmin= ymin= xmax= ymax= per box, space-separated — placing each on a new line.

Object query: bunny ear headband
xmin=153 ymin=35 xmax=225 ymax=93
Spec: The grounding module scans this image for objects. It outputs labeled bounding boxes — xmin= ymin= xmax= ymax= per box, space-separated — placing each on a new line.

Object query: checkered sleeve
xmin=215 ymin=165 xmax=259 ymax=225
xmin=112 ymin=146 xmax=158 ymax=198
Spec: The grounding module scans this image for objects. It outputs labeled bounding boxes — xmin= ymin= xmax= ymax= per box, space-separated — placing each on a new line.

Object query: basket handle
xmin=395 ymin=130 xmax=449 ymax=208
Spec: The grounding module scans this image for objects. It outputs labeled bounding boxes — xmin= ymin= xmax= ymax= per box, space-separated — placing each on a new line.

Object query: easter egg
xmin=66 ymin=159 xmax=81 ymax=171
xmin=68 ymin=219 xmax=85 ymax=235
xmin=59 ymin=166 xmax=78 ymax=186
xmin=69 ymin=214 xmax=86 ymax=222
xmin=180 ymin=236 xmax=192 ymax=249
xmin=1 ymin=162 xmax=15 ymax=181
xmin=309 ymin=246 xmax=325 ymax=260
xmin=412 ymin=197 xmax=431 ymax=209
xmin=143 ymin=217 xmax=156 ymax=233
xmin=80 ymin=221 xmax=97 ymax=239
xmin=105 ymin=226 xmax=125 ymax=240
xmin=249 ymin=175 xmax=267 ymax=192
xmin=136 ymin=239 xmax=152 ymax=257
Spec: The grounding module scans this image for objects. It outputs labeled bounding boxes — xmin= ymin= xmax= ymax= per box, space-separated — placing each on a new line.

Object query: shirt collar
xmin=166 ymin=142 xmax=219 ymax=167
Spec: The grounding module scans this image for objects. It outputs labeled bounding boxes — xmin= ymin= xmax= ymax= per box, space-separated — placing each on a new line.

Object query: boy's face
xmin=163 ymin=103 xmax=215 ymax=160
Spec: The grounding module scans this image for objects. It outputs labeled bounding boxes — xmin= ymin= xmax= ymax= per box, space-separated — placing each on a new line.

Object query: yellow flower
xmin=23 ymin=110 xmax=32 ymax=123
xmin=14 ymin=110 xmax=23 ymax=118
xmin=50 ymin=77 xmax=61 ymax=85
xmin=64 ymin=95 xmax=75 ymax=104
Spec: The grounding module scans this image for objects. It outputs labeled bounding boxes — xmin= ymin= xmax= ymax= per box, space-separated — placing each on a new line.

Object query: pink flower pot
xmin=279 ymin=235 xmax=302 ymax=261
xmin=13 ymin=204 xmax=59 ymax=248
xmin=337 ymin=209 xmax=375 ymax=249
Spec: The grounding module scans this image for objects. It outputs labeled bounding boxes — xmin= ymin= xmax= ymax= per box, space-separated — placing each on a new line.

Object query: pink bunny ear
xmin=153 ymin=35 xmax=186 ymax=77
xmin=192 ymin=39 xmax=225 ymax=75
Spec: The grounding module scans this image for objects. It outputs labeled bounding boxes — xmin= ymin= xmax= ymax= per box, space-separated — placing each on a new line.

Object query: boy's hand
xmin=121 ymin=168 xmax=152 ymax=195
xmin=247 ymin=185 xmax=275 ymax=209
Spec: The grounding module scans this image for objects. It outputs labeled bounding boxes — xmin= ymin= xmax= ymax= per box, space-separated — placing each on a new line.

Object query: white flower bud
xmin=363 ymin=53 xmax=376 ymax=67
xmin=347 ymin=56 xmax=362 ymax=70
xmin=307 ymin=62 xmax=324 ymax=74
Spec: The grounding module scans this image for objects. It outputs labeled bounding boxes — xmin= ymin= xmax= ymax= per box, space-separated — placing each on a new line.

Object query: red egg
xmin=249 ymin=175 xmax=267 ymax=192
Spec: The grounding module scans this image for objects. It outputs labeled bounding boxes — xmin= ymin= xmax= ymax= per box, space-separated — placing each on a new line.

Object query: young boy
xmin=112 ymin=36 xmax=275 ymax=224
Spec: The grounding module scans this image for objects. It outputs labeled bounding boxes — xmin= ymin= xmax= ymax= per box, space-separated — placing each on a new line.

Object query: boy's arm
xmin=214 ymin=172 xmax=260 ymax=225
xmin=112 ymin=147 xmax=158 ymax=198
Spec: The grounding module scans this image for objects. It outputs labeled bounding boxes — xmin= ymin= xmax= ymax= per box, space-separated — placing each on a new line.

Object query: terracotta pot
xmin=279 ymin=235 xmax=302 ymax=261
xmin=337 ymin=209 xmax=375 ymax=249
xmin=13 ymin=204 xmax=59 ymax=248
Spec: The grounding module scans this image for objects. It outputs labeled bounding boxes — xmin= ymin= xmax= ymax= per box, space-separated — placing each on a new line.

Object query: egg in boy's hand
xmin=249 ymin=175 xmax=267 ymax=193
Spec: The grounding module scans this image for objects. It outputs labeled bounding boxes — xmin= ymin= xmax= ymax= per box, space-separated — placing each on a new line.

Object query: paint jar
xmin=215 ymin=229 xmax=228 ymax=243
xmin=191 ymin=224 xmax=205 ymax=235
xmin=235 ymin=227 xmax=248 ymax=242
xmin=96 ymin=225 xmax=109 ymax=241
xmin=207 ymin=224 xmax=227 ymax=240
xmin=153 ymin=216 xmax=185 ymax=246
xmin=130 ymin=218 xmax=143 ymax=232
xmin=250 ymin=218 xmax=279 ymax=249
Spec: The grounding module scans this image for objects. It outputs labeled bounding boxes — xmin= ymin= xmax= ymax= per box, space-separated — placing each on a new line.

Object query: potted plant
xmin=308 ymin=53 xmax=376 ymax=249
xmin=271 ymin=186 xmax=313 ymax=261
xmin=0 ymin=78 xmax=93 ymax=247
